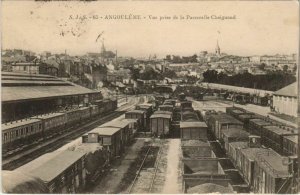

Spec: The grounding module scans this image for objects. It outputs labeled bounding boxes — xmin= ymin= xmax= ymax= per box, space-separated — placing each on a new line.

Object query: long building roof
xmin=274 ymin=82 xmax=297 ymax=97
xmin=2 ymin=72 xmax=99 ymax=103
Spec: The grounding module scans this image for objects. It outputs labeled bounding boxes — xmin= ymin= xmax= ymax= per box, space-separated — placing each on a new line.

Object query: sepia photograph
xmin=1 ymin=0 xmax=299 ymax=194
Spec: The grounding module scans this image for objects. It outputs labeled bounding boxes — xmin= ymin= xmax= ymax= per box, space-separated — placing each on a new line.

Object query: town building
xmin=11 ymin=62 xmax=40 ymax=74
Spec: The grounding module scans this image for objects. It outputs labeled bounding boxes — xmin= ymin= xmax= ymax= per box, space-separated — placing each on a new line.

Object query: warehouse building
xmin=272 ymin=82 xmax=297 ymax=117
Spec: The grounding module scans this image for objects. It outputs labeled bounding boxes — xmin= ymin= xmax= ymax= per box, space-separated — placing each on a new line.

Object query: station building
xmin=2 ymin=72 xmax=101 ymax=122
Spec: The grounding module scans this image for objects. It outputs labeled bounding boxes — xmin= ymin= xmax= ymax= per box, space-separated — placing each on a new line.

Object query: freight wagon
xmin=248 ymin=118 xmax=273 ymax=136
xmin=181 ymin=140 xmax=215 ymax=159
xmin=282 ymin=135 xmax=298 ymax=156
xmin=221 ymin=128 xmax=250 ymax=152
xmin=182 ymin=158 xmax=230 ymax=193
xmin=207 ymin=113 xmax=243 ymax=140
xmin=237 ymin=113 xmax=263 ymax=129
xmin=253 ymin=150 xmax=291 ymax=193
xmin=100 ymin=120 xmax=131 ymax=147
xmin=181 ymin=111 xmax=199 ymax=121
xmin=83 ymin=127 xmax=122 ymax=158
xmin=180 ymin=121 xmax=208 ymax=140
xmin=158 ymin=105 xmax=174 ymax=112
xmin=125 ymin=110 xmax=146 ymax=132
xmin=150 ymin=111 xmax=172 ymax=137
xmin=180 ymin=101 xmax=193 ymax=110
xmin=135 ymin=103 xmax=154 ymax=130
xmin=16 ymin=150 xmax=87 ymax=193
xmin=261 ymin=126 xmax=297 ymax=155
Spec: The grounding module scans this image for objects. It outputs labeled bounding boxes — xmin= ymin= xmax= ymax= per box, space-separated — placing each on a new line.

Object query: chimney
xmin=248 ymin=135 xmax=261 ymax=148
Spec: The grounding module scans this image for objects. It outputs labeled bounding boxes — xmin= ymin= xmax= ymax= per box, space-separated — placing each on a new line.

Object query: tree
xmin=165 ymin=55 xmax=171 ymax=62
xmin=258 ymin=63 xmax=266 ymax=70
xmin=129 ymin=67 xmax=140 ymax=80
xmin=283 ymin=65 xmax=288 ymax=72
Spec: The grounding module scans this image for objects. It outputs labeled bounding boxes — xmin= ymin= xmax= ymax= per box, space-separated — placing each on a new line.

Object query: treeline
xmin=203 ymin=70 xmax=296 ymax=91
xmin=165 ymin=54 xmax=198 ymax=63
xmin=130 ymin=67 xmax=177 ymax=81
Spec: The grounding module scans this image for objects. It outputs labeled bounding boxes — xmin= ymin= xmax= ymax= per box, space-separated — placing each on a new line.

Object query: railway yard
xmin=2 ymin=92 xmax=299 ymax=194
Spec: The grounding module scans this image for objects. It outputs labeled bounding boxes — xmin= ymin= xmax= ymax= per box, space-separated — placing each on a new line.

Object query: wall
xmin=273 ymin=95 xmax=297 ymax=117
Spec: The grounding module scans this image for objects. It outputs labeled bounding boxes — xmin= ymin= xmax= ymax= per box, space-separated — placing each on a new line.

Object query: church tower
xmin=215 ymin=40 xmax=221 ymax=57
xmin=101 ymin=39 xmax=106 ymax=54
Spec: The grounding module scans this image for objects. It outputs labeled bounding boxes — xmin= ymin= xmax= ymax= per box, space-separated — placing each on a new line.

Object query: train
xmin=203 ymin=108 xmax=297 ymax=193
xmin=225 ymin=106 xmax=298 ymax=157
xmin=8 ymin=101 xmax=140 ymax=193
xmin=2 ymin=99 xmax=118 ymax=153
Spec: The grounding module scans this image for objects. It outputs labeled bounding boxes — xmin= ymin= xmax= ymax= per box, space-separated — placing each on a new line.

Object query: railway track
xmin=148 ymin=145 xmax=163 ymax=193
xmin=128 ymin=140 xmax=164 ymax=194
xmin=2 ymin=97 xmax=140 ymax=170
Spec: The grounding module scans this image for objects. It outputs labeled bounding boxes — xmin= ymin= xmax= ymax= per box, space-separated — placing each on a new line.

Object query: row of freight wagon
xmin=152 ymin=93 xmax=235 ymax=193
xmin=202 ymin=108 xmax=298 ymax=194
xmin=2 ymin=99 xmax=117 ymax=153
xmin=225 ymin=106 xmax=298 ymax=157
xmin=3 ymin=102 xmax=146 ymax=194
xmin=175 ymin=94 xmax=236 ymax=193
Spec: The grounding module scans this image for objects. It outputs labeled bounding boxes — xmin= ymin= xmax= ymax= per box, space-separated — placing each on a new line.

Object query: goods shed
xmin=180 ymin=121 xmax=207 ymax=140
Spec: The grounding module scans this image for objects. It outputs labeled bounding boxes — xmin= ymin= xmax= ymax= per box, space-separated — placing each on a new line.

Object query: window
xmin=39 ymin=124 xmax=42 ymax=130
xmin=31 ymin=126 xmax=34 ymax=132
xmin=4 ymin=133 xmax=7 ymax=141
xmin=16 ymin=130 xmax=19 ymax=137
xmin=21 ymin=129 xmax=24 ymax=135
xmin=26 ymin=127 xmax=29 ymax=134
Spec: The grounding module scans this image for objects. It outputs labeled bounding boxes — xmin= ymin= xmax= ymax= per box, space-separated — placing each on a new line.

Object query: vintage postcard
xmin=1 ymin=0 xmax=299 ymax=194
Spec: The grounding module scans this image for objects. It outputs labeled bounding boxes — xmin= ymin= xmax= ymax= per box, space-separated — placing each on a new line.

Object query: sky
xmin=1 ymin=1 xmax=299 ymax=58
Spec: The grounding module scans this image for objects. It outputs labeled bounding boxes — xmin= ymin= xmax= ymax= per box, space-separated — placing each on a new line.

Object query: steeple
xmin=215 ymin=40 xmax=220 ymax=56
xmin=101 ymin=38 xmax=106 ymax=54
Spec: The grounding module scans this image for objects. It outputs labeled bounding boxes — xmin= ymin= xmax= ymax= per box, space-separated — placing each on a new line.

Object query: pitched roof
xmin=17 ymin=150 xmax=86 ymax=182
xmin=274 ymin=82 xmax=297 ymax=97
xmin=2 ymin=72 xmax=99 ymax=103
